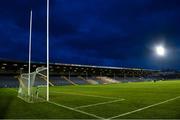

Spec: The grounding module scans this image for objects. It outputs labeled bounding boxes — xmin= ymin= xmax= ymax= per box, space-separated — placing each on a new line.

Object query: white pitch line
xmin=48 ymin=101 xmax=105 ymax=119
xmin=51 ymin=91 xmax=120 ymax=100
xmin=108 ymin=95 xmax=180 ymax=119
xmin=74 ymin=99 xmax=125 ymax=109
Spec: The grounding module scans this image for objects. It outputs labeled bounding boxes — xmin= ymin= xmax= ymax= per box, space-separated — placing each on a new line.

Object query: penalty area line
xmin=47 ymin=101 xmax=105 ymax=119
xmin=74 ymin=99 xmax=125 ymax=109
xmin=108 ymin=95 xmax=180 ymax=119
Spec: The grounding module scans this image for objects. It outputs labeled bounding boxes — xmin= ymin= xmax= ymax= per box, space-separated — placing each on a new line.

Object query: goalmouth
xmin=18 ymin=67 xmax=48 ymax=103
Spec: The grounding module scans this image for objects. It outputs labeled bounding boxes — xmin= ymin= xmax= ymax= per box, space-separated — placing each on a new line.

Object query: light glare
xmin=155 ymin=45 xmax=165 ymax=56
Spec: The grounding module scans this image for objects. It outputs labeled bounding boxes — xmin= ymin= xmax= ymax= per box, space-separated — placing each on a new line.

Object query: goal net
xmin=18 ymin=67 xmax=48 ymax=103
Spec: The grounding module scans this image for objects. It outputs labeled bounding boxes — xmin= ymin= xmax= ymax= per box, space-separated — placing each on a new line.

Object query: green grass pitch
xmin=0 ymin=80 xmax=180 ymax=119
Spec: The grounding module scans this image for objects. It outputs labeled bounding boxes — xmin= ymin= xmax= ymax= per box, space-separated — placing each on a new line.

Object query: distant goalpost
xmin=18 ymin=0 xmax=50 ymax=103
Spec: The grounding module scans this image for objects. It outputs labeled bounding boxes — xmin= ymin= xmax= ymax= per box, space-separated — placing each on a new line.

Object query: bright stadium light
xmin=155 ymin=45 xmax=166 ymax=57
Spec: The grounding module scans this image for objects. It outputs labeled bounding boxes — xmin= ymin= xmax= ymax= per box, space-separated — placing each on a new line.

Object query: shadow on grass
xmin=0 ymin=89 xmax=16 ymax=119
xmin=0 ymin=96 xmax=15 ymax=118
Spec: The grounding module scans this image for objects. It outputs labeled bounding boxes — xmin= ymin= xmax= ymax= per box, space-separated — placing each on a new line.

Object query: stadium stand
xmin=62 ymin=76 xmax=77 ymax=85
xmin=77 ymin=76 xmax=90 ymax=84
xmin=86 ymin=79 xmax=99 ymax=84
xmin=70 ymin=76 xmax=88 ymax=85
xmin=0 ymin=75 xmax=19 ymax=88
xmin=50 ymin=76 xmax=72 ymax=86
xmin=114 ymin=76 xmax=153 ymax=83
xmin=93 ymin=77 xmax=105 ymax=84
xmin=0 ymin=59 xmax=170 ymax=88
xmin=96 ymin=77 xmax=119 ymax=84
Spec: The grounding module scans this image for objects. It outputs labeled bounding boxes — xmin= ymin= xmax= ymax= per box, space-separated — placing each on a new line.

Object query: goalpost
xmin=46 ymin=0 xmax=49 ymax=102
xmin=18 ymin=0 xmax=50 ymax=103
xmin=18 ymin=67 xmax=48 ymax=103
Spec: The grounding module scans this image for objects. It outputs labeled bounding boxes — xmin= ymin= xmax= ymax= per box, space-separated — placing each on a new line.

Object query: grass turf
xmin=0 ymin=80 xmax=180 ymax=119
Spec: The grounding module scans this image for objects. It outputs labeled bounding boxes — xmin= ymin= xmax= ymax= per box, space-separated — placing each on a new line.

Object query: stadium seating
xmin=0 ymin=60 xmax=163 ymax=88
xmin=0 ymin=76 xmax=19 ymax=88
xmin=86 ymin=79 xmax=99 ymax=84
xmin=50 ymin=76 xmax=72 ymax=85
xmin=114 ymin=76 xmax=154 ymax=83
xmin=96 ymin=77 xmax=119 ymax=84
xmin=0 ymin=74 xmax=156 ymax=88
xmin=70 ymin=77 xmax=88 ymax=85
xmin=86 ymin=76 xmax=101 ymax=84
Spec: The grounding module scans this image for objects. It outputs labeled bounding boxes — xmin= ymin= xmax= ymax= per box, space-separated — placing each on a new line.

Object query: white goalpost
xmin=28 ymin=10 xmax=32 ymax=97
xmin=46 ymin=0 xmax=49 ymax=102
xmin=18 ymin=0 xmax=50 ymax=103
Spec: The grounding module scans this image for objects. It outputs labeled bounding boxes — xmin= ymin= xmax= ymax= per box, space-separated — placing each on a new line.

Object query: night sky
xmin=0 ymin=0 xmax=180 ymax=69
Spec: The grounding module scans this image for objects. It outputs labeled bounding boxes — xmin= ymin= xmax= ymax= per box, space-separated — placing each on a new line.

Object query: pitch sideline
xmin=108 ymin=95 xmax=180 ymax=119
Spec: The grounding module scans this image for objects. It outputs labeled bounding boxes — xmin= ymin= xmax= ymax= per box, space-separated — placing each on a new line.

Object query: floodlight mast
xmin=47 ymin=0 xmax=49 ymax=101
xmin=28 ymin=10 xmax=32 ymax=96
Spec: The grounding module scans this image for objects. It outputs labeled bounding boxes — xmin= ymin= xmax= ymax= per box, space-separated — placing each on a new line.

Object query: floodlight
xmin=155 ymin=45 xmax=165 ymax=56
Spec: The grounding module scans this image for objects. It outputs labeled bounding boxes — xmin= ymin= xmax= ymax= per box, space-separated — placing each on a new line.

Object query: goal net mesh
xmin=18 ymin=67 xmax=47 ymax=103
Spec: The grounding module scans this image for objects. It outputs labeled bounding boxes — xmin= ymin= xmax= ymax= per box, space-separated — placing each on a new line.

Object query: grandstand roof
xmin=0 ymin=59 xmax=158 ymax=71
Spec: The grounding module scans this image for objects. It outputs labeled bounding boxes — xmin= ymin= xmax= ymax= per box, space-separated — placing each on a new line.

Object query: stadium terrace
xmin=0 ymin=59 xmax=159 ymax=88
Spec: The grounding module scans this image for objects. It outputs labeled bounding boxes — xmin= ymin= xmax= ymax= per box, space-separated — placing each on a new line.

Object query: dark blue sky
xmin=0 ymin=0 xmax=180 ymax=69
